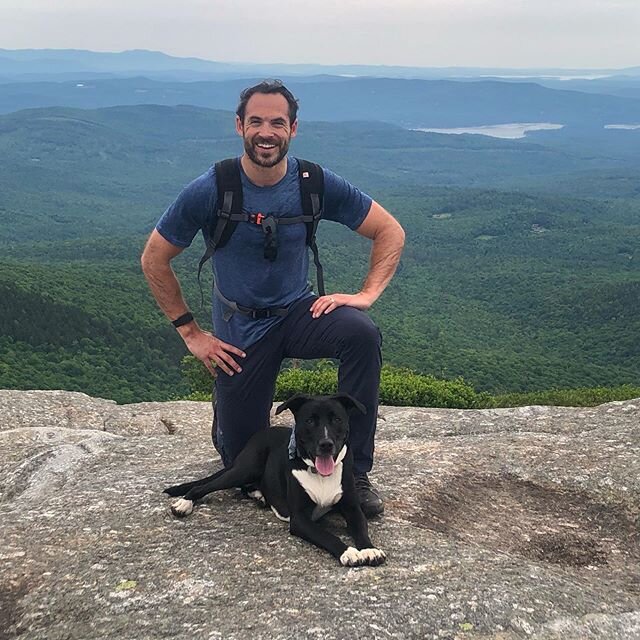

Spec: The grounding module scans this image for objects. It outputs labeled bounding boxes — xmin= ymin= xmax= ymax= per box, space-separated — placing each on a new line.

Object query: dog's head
xmin=276 ymin=393 xmax=366 ymax=476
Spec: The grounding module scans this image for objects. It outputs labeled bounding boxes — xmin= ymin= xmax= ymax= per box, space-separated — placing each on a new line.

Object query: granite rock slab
xmin=0 ymin=390 xmax=638 ymax=640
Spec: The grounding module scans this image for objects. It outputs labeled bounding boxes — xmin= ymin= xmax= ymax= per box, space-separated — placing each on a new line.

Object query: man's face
xmin=236 ymin=93 xmax=297 ymax=168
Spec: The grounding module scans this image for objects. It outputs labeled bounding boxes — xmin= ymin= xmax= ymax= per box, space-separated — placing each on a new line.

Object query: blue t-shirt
xmin=156 ymin=157 xmax=372 ymax=349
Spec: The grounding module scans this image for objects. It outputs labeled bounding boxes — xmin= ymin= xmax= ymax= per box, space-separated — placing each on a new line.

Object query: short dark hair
xmin=236 ymin=80 xmax=299 ymax=124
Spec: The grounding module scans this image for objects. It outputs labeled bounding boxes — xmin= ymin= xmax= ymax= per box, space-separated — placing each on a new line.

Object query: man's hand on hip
xmin=182 ymin=328 xmax=246 ymax=377
xmin=310 ymin=292 xmax=374 ymax=319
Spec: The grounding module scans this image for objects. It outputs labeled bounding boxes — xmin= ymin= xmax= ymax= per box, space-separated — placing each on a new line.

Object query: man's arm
xmin=141 ymin=229 xmax=245 ymax=376
xmin=310 ymin=201 xmax=405 ymax=318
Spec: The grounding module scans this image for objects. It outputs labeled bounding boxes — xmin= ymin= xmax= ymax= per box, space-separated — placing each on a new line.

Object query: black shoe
xmin=354 ymin=473 xmax=384 ymax=518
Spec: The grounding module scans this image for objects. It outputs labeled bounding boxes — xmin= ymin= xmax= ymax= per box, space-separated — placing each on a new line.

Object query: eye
xmin=333 ymin=416 xmax=342 ymax=423
xmin=306 ymin=417 xmax=314 ymax=424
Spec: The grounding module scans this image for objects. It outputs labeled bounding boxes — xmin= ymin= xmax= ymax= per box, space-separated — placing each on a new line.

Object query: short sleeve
xmin=321 ymin=168 xmax=373 ymax=230
xmin=155 ymin=169 xmax=216 ymax=248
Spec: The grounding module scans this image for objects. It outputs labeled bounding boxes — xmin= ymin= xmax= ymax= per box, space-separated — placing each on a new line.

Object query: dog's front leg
xmin=339 ymin=499 xmax=372 ymax=548
xmin=289 ymin=514 xmax=359 ymax=566
xmin=338 ymin=496 xmax=386 ymax=567
xmin=287 ymin=477 xmax=355 ymax=565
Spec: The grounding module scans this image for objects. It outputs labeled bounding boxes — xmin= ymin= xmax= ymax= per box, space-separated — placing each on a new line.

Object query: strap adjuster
xmin=249 ymin=212 xmax=265 ymax=225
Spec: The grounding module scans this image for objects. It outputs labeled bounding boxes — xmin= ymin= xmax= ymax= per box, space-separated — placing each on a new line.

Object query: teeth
xmin=257 ymin=143 xmax=276 ymax=149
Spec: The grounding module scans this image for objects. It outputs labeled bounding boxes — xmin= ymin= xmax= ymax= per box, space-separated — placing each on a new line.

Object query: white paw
xmin=171 ymin=498 xmax=193 ymax=517
xmin=340 ymin=546 xmax=364 ymax=566
xmin=247 ymin=489 xmax=266 ymax=506
xmin=359 ymin=547 xmax=386 ymax=565
xmin=340 ymin=547 xmax=386 ymax=567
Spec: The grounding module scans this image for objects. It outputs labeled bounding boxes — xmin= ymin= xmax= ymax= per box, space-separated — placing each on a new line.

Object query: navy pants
xmin=212 ymin=296 xmax=382 ymax=475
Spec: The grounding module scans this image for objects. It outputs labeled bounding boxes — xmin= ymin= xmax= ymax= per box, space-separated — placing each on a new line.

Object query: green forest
xmin=1 ymin=105 xmax=639 ymax=404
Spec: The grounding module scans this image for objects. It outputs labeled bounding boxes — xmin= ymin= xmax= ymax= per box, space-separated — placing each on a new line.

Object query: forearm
xmin=309 ymin=206 xmax=405 ymax=318
xmin=143 ymin=259 xmax=187 ymax=317
xmin=141 ymin=258 xmax=201 ymax=340
xmin=359 ymin=223 xmax=405 ymax=306
xmin=141 ymin=230 xmax=244 ymax=375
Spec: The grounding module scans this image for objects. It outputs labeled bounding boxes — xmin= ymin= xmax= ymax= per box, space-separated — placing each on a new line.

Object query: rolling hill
xmin=1 ymin=76 xmax=640 ymax=129
xmin=1 ymin=104 xmax=638 ymax=401
xmin=2 ymin=104 xmax=639 ymax=244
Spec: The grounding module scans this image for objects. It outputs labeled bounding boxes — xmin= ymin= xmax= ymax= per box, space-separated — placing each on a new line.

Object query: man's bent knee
xmin=335 ymin=309 xmax=382 ymax=351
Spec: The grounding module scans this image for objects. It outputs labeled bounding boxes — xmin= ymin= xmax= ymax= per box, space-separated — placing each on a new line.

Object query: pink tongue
xmin=315 ymin=455 xmax=335 ymax=476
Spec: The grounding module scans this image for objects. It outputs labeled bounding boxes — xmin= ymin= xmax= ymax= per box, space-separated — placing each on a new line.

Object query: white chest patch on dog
xmin=292 ymin=446 xmax=347 ymax=507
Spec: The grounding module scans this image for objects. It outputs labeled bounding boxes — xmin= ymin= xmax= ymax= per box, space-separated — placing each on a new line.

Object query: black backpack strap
xmin=212 ymin=158 xmax=244 ymax=249
xmin=297 ymin=159 xmax=325 ymax=296
xmin=297 ymin=159 xmax=324 ymax=244
xmin=197 ymin=159 xmax=244 ymax=301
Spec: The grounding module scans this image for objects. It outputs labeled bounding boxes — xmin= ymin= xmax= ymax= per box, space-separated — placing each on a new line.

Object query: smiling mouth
xmin=256 ymin=142 xmax=277 ymax=150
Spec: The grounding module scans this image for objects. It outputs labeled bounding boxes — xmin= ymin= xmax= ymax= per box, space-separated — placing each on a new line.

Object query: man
xmin=141 ymin=80 xmax=404 ymax=517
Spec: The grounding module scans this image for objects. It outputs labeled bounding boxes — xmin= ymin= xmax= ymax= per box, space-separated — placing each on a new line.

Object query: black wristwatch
xmin=171 ymin=312 xmax=194 ymax=328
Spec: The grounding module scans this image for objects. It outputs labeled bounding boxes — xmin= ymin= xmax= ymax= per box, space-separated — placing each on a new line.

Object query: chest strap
xmin=216 ymin=212 xmax=315 ymax=226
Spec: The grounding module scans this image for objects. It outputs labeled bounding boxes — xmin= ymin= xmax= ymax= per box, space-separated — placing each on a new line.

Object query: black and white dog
xmin=164 ymin=393 xmax=386 ymax=567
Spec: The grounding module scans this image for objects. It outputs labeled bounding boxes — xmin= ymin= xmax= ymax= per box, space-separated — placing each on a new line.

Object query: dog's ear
xmin=275 ymin=393 xmax=314 ymax=416
xmin=331 ymin=393 xmax=367 ymax=416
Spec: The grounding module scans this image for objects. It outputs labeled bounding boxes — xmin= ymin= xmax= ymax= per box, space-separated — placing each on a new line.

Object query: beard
xmin=243 ymin=135 xmax=290 ymax=168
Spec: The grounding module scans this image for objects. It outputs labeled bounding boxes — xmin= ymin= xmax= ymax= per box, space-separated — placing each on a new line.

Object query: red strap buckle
xmin=250 ymin=213 xmax=265 ymax=225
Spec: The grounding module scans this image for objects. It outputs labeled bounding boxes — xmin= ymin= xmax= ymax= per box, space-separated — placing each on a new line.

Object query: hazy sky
xmin=2 ymin=0 xmax=639 ymax=68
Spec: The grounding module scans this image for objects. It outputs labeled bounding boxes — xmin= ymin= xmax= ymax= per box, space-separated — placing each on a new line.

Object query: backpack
xmin=197 ymin=158 xmax=326 ymax=319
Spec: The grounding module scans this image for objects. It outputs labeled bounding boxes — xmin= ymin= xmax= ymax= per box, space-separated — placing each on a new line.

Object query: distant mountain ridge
xmin=1 ymin=75 xmax=640 ymax=128
xmin=0 ymin=49 xmax=232 ymax=74
xmin=1 ymin=48 xmax=638 ymax=81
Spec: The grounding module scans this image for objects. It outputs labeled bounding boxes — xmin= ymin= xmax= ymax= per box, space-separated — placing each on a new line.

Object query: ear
xmin=275 ymin=393 xmax=313 ymax=415
xmin=235 ymin=115 xmax=244 ymax=137
xmin=331 ymin=393 xmax=367 ymax=416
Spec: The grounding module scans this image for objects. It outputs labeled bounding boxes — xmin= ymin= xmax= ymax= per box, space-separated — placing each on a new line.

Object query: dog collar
xmin=288 ymin=430 xmax=325 ymax=474
xmin=287 ymin=428 xmax=298 ymax=460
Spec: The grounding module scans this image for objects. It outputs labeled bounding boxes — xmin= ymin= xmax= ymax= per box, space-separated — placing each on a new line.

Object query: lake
xmin=604 ymin=124 xmax=640 ymax=130
xmin=413 ymin=123 xmax=564 ymax=139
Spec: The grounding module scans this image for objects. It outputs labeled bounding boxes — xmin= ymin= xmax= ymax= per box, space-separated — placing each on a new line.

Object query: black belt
xmin=214 ymin=282 xmax=303 ymax=321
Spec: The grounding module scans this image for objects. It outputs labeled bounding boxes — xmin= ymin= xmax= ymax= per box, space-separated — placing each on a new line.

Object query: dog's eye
xmin=333 ymin=417 xmax=342 ymax=423
xmin=306 ymin=418 xmax=314 ymax=424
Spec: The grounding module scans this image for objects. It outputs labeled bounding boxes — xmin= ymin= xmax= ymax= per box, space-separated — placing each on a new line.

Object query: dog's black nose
xmin=318 ymin=438 xmax=335 ymax=455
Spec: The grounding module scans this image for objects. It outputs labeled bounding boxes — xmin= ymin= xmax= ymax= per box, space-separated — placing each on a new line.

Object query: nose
xmin=256 ymin=122 xmax=277 ymax=137
xmin=318 ymin=438 xmax=335 ymax=455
